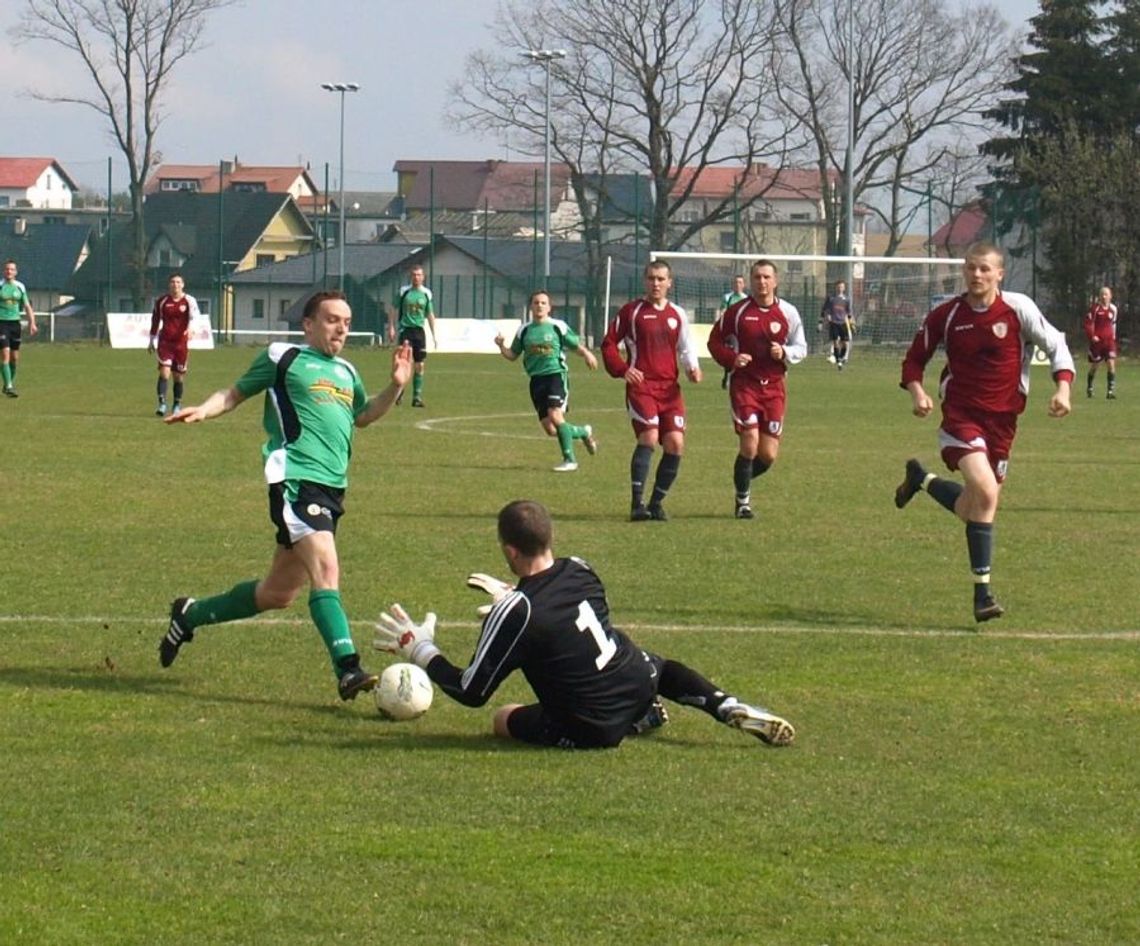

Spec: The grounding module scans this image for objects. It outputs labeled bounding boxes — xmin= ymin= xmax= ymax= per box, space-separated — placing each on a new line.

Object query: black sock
xmin=1087 ymin=372 xmax=1094 ymax=391
xmin=966 ymin=521 xmax=995 ymax=602
xmin=173 ymin=380 xmax=184 ymax=402
xmin=650 ymin=453 xmax=681 ymax=507
xmin=734 ymin=455 xmax=751 ymax=496
xmin=631 ymin=445 xmax=653 ymax=507
xmin=1107 ymin=371 xmax=1116 ymax=388
xmin=751 ymin=458 xmax=770 ymax=479
xmin=927 ymin=477 xmax=963 ymax=514
xmin=657 ymin=659 xmax=728 ymax=718
xmin=157 ymin=377 xmax=168 ymax=400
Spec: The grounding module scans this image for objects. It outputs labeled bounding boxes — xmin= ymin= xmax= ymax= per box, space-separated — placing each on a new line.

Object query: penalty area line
xmin=2 ymin=614 xmax=1138 ymax=642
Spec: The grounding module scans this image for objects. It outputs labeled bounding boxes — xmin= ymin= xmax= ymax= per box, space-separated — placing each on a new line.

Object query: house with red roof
xmin=145 ymin=159 xmax=321 ymax=208
xmin=0 ymin=157 xmax=79 ymax=210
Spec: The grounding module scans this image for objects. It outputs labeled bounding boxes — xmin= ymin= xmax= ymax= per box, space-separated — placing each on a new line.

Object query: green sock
xmin=1 ymin=363 xmax=11 ymax=387
xmin=309 ymin=589 xmax=357 ymax=675
xmin=187 ymin=580 xmax=260 ymax=628
xmin=8 ymin=362 xmax=16 ymax=382
xmin=556 ymin=423 xmax=577 ymax=462
xmin=413 ymin=374 xmax=424 ymax=400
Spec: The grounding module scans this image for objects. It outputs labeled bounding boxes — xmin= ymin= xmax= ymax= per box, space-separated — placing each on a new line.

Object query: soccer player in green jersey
xmin=0 ymin=260 xmax=38 ymax=397
xmin=159 ymin=290 xmax=414 ymax=701
xmin=386 ymin=264 xmax=437 ymax=407
xmin=719 ymin=274 xmax=747 ymax=389
xmin=495 ymin=289 xmax=599 ymax=472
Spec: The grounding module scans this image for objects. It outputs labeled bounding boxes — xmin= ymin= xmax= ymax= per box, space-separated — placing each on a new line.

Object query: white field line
xmin=2 ymin=614 xmax=1137 ymax=642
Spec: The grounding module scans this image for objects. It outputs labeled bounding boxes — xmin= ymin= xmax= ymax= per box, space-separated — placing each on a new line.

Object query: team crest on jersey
xmin=769 ymin=321 xmax=781 ymax=335
xmin=996 ymin=459 xmax=1008 ymax=480
xmin=992 ymin=322 xmax=1008 ymax=339
xmin=768 ymin=420 xmax=782 ymax=435
xmin=667 ymin=317 xmax=678 ymax=330
xmin=674 ymin=415 xmax=686 ymax=430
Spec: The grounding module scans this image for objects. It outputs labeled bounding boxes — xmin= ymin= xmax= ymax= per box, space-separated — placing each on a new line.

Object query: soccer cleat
xmin=630 ymin=699 xmax=670 ymax=735
xmin=411 ymin=398 xmax=425 ymax=408
xmin=723 ymin=703 xmax=795 ymax=746
xmin=159 ymin=597 xmax=196 ymax=668
xmin=647 ymin=503 xmax=668 ymax=522
xmin=582 ymin=425 xmax=598 ymax=456
xmin=894 ymin=458 xmax=927 ymax=509
xmin=3 ymin=386 xmax=17 ymax=398
xmin=974 ymin=595 xmax=1005 ymax=623
xmin=1086 ymin=388 xmax=1094 ymax=399
xmin=171 ymin=402 xmax=182 ymax=417
xmin=837 ymin=359 xmax=844 ymax=371
xmin=395 ymin=389 xmax=404 ymax=406
xmin=630 ymin=504 xmax=651 ymax=522
xmin=552 ymin=460 xmax=579 ymax=472
xmin=337 ymin=666 xmax=379 ymax=701
xmin=1107 ymin=390 xmax=1116 ymax=400
xmin=735 ymin=502 xmax=754 ymax=520
xmin=155 ymin=400 xmax=167 ymax=417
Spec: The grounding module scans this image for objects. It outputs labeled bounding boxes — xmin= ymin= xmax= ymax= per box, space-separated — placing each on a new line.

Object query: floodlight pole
xmin=844 ymin=0 xmax=855 ymax=297
xmin=523 ymin=49 xmax=567 ymax=280
xmin=321 ymin=81 xmax=360 ymax=290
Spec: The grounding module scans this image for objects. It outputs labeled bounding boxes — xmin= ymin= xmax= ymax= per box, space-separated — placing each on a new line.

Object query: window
xmin=160 ymin=179 xmax=200 ymax=192
xmin=787 ymin=261 xmax=804 ymax=275
xmin=0 ymin=197 xmax=9 ymax=208
xmin=43 ymin=215 xmax=65 ymax=225
xmin=678 ymin=209 xmax=700 ymax=223
xmin=279 ymin=299 xmax=291 ymax=317
xmin=790 ymin=212 xmax=812 ymax=222
xmin=252 ymin=299 xmax=265 ymax=320
xmin=159 ymin=249 xmax=172 ymax=266
xmin=231 ymin=182 xmax=267 ymax=193
xmin=719 ymin=231 xmax=737 ymax=252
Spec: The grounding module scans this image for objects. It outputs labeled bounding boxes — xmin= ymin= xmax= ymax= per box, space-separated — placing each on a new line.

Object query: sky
xmin=2 ymin=0 xmax=1042 ymax=195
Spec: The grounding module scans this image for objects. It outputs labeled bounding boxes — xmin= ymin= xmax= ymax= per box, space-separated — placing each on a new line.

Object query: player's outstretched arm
xmin=374 ymin=604 xmax=440 ymax=668
xmin=356 ymin=343 xmax=414 ymax=427
xmin=1048 ymin=379 xmax=1072 ymax=418
xmin=165 ymin=386 xmax=246 ymax=424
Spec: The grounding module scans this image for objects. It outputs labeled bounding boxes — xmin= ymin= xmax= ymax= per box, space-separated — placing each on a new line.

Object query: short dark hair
xmin=645 ymin=259 xmax=672 ymax=277
xmin=529 ymin=288 xmax=551 ymax=305
xmin=964 ymin=241 xmax=1004 ymax=265
xmin=302 ymin=290 xmax=347 ymax=320
xmin=498 ymin=500 xmax=553 ymax=557
xmin=752 ymin=258 xmax=778 ymax=275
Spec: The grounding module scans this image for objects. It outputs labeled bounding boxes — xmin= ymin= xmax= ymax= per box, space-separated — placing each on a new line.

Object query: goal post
xmin=650 ymin=251 xmax=964 ymax=354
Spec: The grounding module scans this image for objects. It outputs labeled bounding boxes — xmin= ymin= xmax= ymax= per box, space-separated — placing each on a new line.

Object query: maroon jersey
xmin=150 ymin=293 xmax=199 ymax=344
xmin=602 ymin=299 xmax=699 ymax=384
xmin=1083 ymin=303 xmax=1117 ymax=344
xmin=708 ymin=296 xmax=807 ymax=386
xmin=901 ymin=291 xmax=1074 ymax=416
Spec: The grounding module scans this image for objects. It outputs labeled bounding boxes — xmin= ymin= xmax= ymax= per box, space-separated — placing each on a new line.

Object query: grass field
xmin=1 ymin=343 xmax=1137 ymax=945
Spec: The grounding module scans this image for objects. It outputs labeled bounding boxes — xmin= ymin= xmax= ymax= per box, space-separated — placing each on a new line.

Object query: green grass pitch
xmin=1 ymin=343 xmax=1137 ymax=945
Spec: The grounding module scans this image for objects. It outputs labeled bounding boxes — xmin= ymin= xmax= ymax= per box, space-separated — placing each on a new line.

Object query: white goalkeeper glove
xmin=466 ymin=572 xmax=514 ymax=617
xmin=373 ymin=603 xmax=440 ymax=668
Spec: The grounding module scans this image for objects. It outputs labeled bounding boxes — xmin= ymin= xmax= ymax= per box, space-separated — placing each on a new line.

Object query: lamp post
xmin=320 ymin=81 xmax=360 ymax=289
xmin=522 ymin=49 xmax=566 ymax=280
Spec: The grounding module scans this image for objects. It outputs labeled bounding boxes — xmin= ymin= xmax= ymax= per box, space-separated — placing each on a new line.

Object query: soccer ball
xmin=375 ymin=662 xmax=433 ymax=721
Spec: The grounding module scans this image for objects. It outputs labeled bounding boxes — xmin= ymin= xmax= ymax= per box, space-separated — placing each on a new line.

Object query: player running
xmin=375 ymin=499 xmax=796 ymax=750
xmin=893 ymin=242 xmax=1074 ymax=623
xmin=602 ymin=260 xmax=702 ymax=522
xmin=495 ymin=289 xmax=599 ymax=472
xmin=148 ymin=273 xmax=200 ymax=417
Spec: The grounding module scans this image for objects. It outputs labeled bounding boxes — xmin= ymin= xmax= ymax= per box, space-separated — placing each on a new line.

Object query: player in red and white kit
xmin=602 ymin=260 xmax=702 ymax=521
xmin=893 ymin=242 xmax=1074 ymax=623
xmin=708 ymin=258 xmax=806 ymax=519
xmin=148 ymin=273 xmax=201 ymax=417
xmin=1083 ymin=286 xmax=1117 ymax=399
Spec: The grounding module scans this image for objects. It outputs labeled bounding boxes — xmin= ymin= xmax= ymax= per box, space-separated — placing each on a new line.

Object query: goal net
xmin=650 ymin=252 xmax=964 ymax=356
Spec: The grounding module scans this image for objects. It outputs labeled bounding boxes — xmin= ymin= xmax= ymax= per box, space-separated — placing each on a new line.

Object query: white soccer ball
xmin=375 ymin=662 xmax=433 ymax=721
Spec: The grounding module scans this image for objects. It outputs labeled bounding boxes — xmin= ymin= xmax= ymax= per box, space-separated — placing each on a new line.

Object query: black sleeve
xmin=423 ymin=592 xmax=530 ymax=707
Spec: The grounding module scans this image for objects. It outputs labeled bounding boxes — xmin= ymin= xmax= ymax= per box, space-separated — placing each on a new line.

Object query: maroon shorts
xmin=1088 ymin=341 xmax=1116 ymax=363
xmin=626 ymin=382 xmax=686 ymax=436
xmin=728 ymin=379 xmax=786 ymax=437
xmin=938 ymin=402 xmax=1018 ymax=483
xmin=156 ymin=338 xmax=189 ymax=373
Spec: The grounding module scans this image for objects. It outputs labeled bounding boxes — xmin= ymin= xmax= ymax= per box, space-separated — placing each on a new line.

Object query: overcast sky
xmin=3 ymin=0 xmax=1041 ymax=194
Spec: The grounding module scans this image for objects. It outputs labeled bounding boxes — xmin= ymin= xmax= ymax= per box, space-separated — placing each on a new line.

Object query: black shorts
xmin=528 ymin=373 xmax=568 ymax=420
xmin=0 ymin=320 xmax=22 ymax=350
xmin=399 ymin=326 xmax=428 ymax=363
xmin=827 ymin=322 xmax=850 ymax=342
xmin=505 ymin=704 xmax=637 ymax=749
xmin=268 ymin=481 xmax=345 ymax=548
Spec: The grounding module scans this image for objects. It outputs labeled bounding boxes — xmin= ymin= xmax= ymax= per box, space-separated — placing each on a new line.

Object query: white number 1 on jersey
xmin=576 ymin=600 xmax=617 ymax=670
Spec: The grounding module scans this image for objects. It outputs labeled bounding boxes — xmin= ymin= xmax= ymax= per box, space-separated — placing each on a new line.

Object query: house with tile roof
xmin=145 ymin=160 xmax=321 ymax=208
xmin=0 ymin=157 xmax=79 ymax=210
xmin=0 ymin=217 xmax=93 ymax=323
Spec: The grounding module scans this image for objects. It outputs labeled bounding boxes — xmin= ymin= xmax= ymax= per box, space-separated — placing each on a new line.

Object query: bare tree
xmin=14 ymin=0 xmax=235 ymax=308
xmin=771 ymin=0 xmax=1016 ymax=256
xmin=449 ymin=0 xmax=804 ymax=254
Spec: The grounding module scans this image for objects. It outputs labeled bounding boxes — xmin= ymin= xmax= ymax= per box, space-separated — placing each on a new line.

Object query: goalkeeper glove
xmin=466 ymin=572 xmax=514 ymax=617
xmin=374 ymin=603 xmax=440 ymax=668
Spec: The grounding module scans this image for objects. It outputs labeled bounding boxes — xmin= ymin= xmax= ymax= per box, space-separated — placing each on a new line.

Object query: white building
xmin=0 ymin=157 xmax=78 ymax=210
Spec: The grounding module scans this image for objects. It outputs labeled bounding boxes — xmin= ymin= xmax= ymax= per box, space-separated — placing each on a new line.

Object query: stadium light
xmin=522 ymin=49 xmax=567 ymax=280
xmin=320 ymin=81 xmax=361 ymax=290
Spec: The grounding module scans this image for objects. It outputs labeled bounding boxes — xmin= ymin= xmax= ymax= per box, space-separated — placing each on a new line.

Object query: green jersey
xmin=510 ymin=318 xmax=581 ymax=378
xmin=234 ymin=343 xmax=368 ymax=489
xmin=722 ymin=290 xmax=747 ymax=309
xmin=0 ymin=279 xmax=30 ymax=321
xmin=395 ymin=284 xmax=434 ymax=330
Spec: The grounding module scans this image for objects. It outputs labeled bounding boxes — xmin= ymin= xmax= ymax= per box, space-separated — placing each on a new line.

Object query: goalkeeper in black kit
xmin=375 ymin=499 xmax=795 ymax=750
